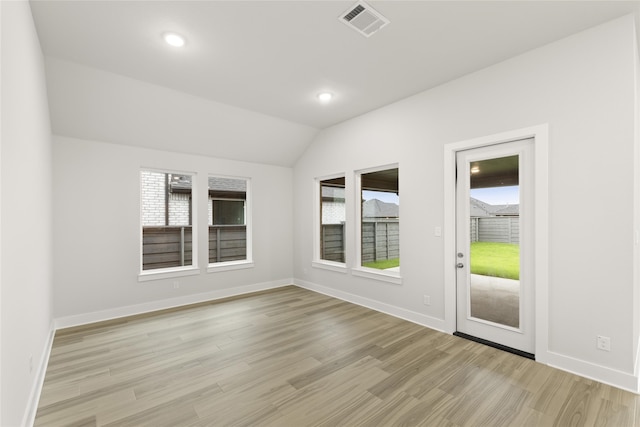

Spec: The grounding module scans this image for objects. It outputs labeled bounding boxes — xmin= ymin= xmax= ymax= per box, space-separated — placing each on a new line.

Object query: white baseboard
xmin=294 ymin=279 xmax=640 ymax=394
xmin=294 ymin=279 xmax=447 ymax=333
xmin=55 ymin=279 xmax=293 ymax=330
xmin=22 ymin=321 xmax=56 ymax=427
xmin=635 ymin=338 xmax=640 ymax=388
xmin=546 ymin=351 xmax=639 ymax=394
xmin=42 ymin=278 xmax=640 ymax=413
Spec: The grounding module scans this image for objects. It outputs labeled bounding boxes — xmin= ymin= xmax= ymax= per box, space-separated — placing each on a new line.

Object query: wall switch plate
xmin=597 ymin=335 xmax=611 ymax=351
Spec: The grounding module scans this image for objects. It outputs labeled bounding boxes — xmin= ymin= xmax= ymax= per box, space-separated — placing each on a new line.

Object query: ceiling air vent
xmin=339 ymin=1 xmax=390 ymax=38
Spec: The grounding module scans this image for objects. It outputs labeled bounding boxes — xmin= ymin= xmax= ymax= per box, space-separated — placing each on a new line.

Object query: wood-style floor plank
xmin=35 ymin=286 xmax=640 ymax=426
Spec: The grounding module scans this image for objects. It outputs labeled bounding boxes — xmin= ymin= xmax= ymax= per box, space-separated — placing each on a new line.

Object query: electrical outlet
xmin=29 ymin=354 xmax=33 ymax=373
xmin=597 ymin=335 xmax=611 ymax=351
xmin=423 ymin=295 xmax=431 ymax=306
xmin=173 ymin=281 xmax=180 ymax=289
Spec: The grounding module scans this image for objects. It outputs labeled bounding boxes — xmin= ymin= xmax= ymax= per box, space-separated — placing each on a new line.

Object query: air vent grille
xmin=339 ymin=1 xmax=389 ymax=38
xmin=343 ymin=4 xmax=365 ymax=22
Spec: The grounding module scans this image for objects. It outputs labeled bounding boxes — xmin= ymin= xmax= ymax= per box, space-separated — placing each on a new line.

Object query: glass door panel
xmin=468 ymin=156 xmax=520 ymax=329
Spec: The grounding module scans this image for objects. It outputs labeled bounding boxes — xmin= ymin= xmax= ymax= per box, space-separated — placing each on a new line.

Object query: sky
xmin=470 ymin=186 xmax=519 ymax=205
xmin=363 ymin=187 xmax=519 ymax=205
xmin=362 ymin=190 xmax=399 ymax=204
xmin=362 ymin=185 xmax=520 ymax=205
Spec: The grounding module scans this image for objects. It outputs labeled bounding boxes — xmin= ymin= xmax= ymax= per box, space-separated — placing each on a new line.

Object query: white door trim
xmin=443 ymin=124 xmax=549 ymax=363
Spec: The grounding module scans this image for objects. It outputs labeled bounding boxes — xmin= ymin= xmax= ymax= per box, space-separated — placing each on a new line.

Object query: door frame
xmin=443 ymin=124 xmax=549 ymax=363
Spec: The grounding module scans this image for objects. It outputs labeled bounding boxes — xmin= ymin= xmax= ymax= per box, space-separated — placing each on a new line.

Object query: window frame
xmin=138 ymin=168 xmax=199 ymax=282
xmin=312 ymin=173 xmax=348 ymax=273
xmin=207 ymin=174 xmax=253 ymax=273
xmin=353 ymin=164 xmax=402 ymax=285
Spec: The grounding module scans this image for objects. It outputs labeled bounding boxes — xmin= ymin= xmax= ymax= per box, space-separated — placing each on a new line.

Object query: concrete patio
xmin=469 ymin=274 xmax=520 ymax=328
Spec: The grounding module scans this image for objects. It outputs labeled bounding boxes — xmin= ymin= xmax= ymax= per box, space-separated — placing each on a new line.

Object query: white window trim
xmin=314 ymin=173 xmax=347 ymax=267
xmin=138 ymin=266 xmax=200 ymax=282
xmin=312 ymin=260 xmax=348 ymax=273
xmin=355 ymin=163 xmax=401 ymax=283
xmin=207 ymin=260 xmax=254 ymax=273
xmin=207 ymin=174 xmax=252 ymax=268
xmin=139 ymin=168 xmax=198 ymax=280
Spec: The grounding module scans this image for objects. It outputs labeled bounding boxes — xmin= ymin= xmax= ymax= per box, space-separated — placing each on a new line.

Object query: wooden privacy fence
xmin=321 ymin=223 xmax=345 ymax=262
xmin=320 ymin=217 xmax=517 ymax=265
xmin=321 ymin=220 xmax=400 ymax=263
xmin=208 ymin=225 xmax=247 ymax=263
xmin=470 ymin=217 xmax=519 ymax=244
xmin=142 ymin=225 xmax=246 ymax=270
xmin=362 ymin=219 xmax=399 ymax=263
xmin=142 ymin=226 xmax=193 ymax=270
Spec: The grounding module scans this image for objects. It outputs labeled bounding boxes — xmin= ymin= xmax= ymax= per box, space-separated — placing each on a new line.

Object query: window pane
xmin=320 ymin=177 xmax=345 ymax=263
xmin=209 ymin=177 xmax=248 ymax=264
xmin=360 ymin=168 xmax=399 ymax=270
xmin=213 ymin=200 xmax=245 ymax=225
xmin=469 ymin=155 xmax=520 ymax=328
xmin=141 ymin=171 xmax=193 ymax=271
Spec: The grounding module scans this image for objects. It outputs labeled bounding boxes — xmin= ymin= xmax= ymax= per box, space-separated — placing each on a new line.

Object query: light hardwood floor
xmin=36 ymin=286 xmax=639 ymax=426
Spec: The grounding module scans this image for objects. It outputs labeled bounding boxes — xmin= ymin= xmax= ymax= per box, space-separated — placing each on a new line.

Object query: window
xmin=208 ymin=176 xmax=251 ymax=266
xmin=358 ymin=167 xmax=399 ymax=274
xmin=319 ymin=176 xmax=346 ymax=263
xmin=140 ymin=170 xmax=196 ymax=273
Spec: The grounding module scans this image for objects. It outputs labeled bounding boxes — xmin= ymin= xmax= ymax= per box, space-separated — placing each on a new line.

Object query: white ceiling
xmin=30 ymin=1 xmax=640 ymax=131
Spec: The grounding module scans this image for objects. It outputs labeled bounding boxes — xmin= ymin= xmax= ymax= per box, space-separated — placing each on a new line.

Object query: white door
xmin=456 ymin=139 xmax=535 ymax=355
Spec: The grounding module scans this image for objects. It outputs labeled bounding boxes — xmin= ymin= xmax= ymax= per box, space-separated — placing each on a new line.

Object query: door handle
xmin=456 ymin=263 xmax=464 ymax=268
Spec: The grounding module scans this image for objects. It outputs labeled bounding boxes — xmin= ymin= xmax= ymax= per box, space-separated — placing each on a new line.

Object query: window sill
xmin=312 ymin=260 xmax=348 ymax=273
xmin=138 ymin=266 xmax=200 ymax=282
xmin=207 ymin=260 xmax=254 ymax=273
xmin=351 ymin=267 xmax=402 ymax=285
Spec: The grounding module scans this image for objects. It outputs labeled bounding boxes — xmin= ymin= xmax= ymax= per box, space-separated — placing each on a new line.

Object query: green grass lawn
xmin=470 ymin=242 xmax=519 ymax=280
xmin=363 ymin=258 xmax=400 ymax=270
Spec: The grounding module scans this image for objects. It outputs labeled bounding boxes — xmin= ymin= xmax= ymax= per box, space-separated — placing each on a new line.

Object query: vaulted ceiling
xmin=30 ymin=1 xmax=640 ymax=165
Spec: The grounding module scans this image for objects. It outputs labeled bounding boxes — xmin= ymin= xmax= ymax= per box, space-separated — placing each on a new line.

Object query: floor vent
xmin=339 ymin=1 xmax=390 ymax=38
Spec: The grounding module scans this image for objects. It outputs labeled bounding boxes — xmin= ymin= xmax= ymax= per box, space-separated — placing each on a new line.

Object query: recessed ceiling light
xmin=470 ymin=166 xmax=480 ymax=174
xmin=163 ymin=32 xmax=186 ymax=47
xmin=317 ymin=92 xmax=333 ymax=102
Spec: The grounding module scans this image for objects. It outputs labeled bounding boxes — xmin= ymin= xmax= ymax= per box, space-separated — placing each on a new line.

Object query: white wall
xmin=1 ymin=1 xmax=54 ymax=425
xmin=44 ymin=57 xmax=318 ymax=167
xmin=53 ymin=136 xmax=294 ymax=323
xmin=294 ymin=15 xmax=639 ymax=390
xmin=634 ymin=16 xmax=640 ymax=382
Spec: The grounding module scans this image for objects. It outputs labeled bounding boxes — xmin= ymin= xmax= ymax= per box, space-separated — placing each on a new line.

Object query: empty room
xmin=3 ymin=0 xmax=640 ymax=425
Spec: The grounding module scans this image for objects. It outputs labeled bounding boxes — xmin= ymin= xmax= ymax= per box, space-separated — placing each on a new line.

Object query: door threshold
xmin=453 ymin=332 xmax=535 ymax=360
